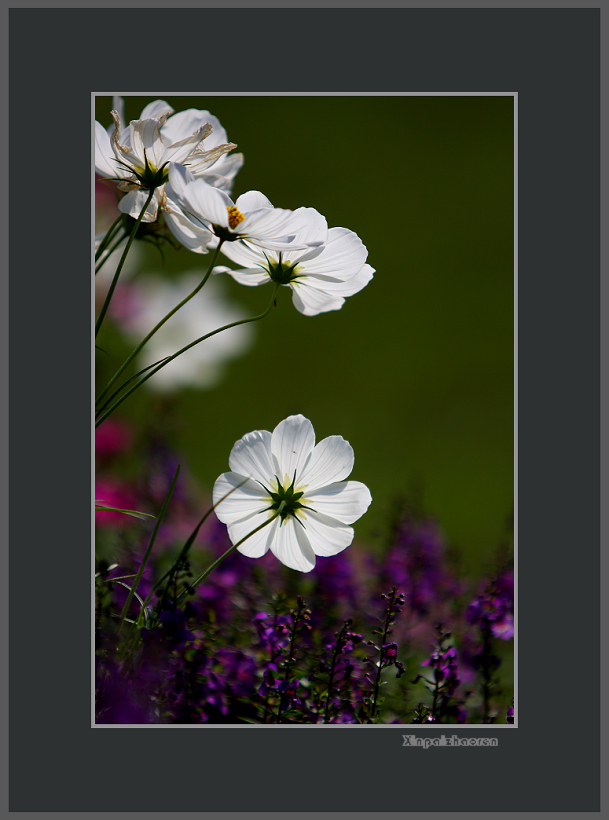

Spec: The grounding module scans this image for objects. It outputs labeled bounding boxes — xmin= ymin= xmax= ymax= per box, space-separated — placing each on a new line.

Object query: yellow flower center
xmin=227 ymin=206 xmax=245 ymax=230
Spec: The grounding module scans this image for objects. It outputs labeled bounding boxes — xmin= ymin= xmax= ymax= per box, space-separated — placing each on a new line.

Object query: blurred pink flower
xmin=95 ymin=477 xmax=142 ymax=528
xmin=95 ymin=419 xmax=133 ymax=460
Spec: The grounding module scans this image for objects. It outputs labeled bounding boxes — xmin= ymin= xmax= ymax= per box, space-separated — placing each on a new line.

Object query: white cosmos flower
xmin=168 ymin=164 xmax=324 ymax=252
xmin=115 ymin=271 xmax=253 ymax=392
xmin=95 ymin=96 xmax=242 ymax=237
xmin=212 ymin=414 xmax=372 ymax=573
xmin=213 ymin=208 xmax=374 ymax=316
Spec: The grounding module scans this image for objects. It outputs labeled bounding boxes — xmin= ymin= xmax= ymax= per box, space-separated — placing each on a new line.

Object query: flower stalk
xmin=95 ymin=240 xmax=224 ymax=409
xmin=176 ymin=501 xmax=287 ymax=608
xmin=95 ymin=212 xmax=124 ymax=261
xmin=95 ymin=188 xmax=156 ymax=339
xmin=118 ymin=464 xmax=180 ymax=633
xmin=95 ymin=283 xmax=280 ymax=426
xmin=366 ymin=587 xmax=405 ymax=723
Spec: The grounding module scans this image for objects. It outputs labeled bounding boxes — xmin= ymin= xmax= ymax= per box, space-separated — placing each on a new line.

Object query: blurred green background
xmin=95 ymin=95 xmax=514 ymax=576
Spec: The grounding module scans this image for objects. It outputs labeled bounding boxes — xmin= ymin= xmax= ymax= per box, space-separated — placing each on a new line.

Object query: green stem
xmin=95 ymin=241 xmax=224 ymax=409
xmin=323 ymin=620 xmax=351 ymax=723
xmin=138 ymin=476 xmax=251 ymax=620
xmin=118 ymin=464 xmax=180 ymax=633
xmin=95 ymin=358 xmax=171 ymax=420
xmin=95 ymin=231 xmax=127 ymax=275
xmin=95 ymin=283 xmax=280 ymax=427
xmin=95 ymin=213 xmax=124 ymax=261
xmin=176 ymin=501 xmax=285 ymax=607
xmin=95 ymin=188 xmax=155 ymax=339
xmin=369 ymin=587 xmax=398 ymax=724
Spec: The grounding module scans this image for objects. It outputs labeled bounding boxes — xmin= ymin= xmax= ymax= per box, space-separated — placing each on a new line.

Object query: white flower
xmin=95 ymin=97 xmax=242 ymax=234
xmin=115 ymin=271 xmax=253 ymax=392
xmin=213 ymin=208 xmax=374 ymax=316
xmin=212 ymin=414 xmax=372 ymax=572
xmin=168 ymin=164 xmax=324 ymax=252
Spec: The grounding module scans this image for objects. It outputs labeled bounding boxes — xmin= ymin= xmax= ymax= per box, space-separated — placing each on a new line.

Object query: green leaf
xmin=95 ymin=502 xmax=154 ymax=520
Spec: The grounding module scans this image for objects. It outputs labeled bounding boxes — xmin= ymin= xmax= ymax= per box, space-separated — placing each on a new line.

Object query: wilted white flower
xmin=114 ymin=271 xmax=253 ymax=392
xmin=95 ymin=96 xmax=242 ymax=250
xmin=213 ymin=414 xmax=372 ymax=572
xmin=214 ymin=207 xmax=374 ymax=315
xmin=168 ymin=164 xmax=324 ymax=252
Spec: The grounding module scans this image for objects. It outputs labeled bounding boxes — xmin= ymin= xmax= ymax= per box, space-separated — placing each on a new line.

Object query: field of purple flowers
xmin=95 ymin=419 xmax=514 ymax=725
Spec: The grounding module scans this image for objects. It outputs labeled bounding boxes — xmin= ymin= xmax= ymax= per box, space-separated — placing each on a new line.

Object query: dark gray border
xmin=9 ymin=6 xmax=600 ymax=814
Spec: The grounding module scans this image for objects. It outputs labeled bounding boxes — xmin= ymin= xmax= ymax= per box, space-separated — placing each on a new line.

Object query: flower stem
xmin=368 ymin=587 xmax=400 ymax=724
xmin=95 ymin=213 xmax=124 ymax=261
xmin=95 ymin=188 xmax=155 ymax=339
xmin=138 ymin=476 xmax=251 ymax=619
xmin=176 ymin=502 xmax=285 ymax=606
xmin=323 ymin=620 xmax=352 ymax=723
xmin=118 ymin=464 xmax=180 ymax=633
xmin=480 ymin=619 xmax=494 ymax=724
xmin=95 ymin=231 xmax=127 ymax=275
xmin=95 ymin=282 xmax=280 ymax=427
xmin=276 ymin=597 xmax=308 ymax=723
xmin=95 ymin=241 xmax=224 ymax=409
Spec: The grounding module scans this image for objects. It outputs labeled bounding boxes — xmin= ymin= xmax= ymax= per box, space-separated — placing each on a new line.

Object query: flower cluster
xmin=96 ymin=97 xmax=374 ymax=315
xmin=466 ymin=572 xmax=514 ymax=640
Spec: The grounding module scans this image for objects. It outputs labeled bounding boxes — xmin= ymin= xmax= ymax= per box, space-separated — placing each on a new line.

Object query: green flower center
xmin=116 ymin=151 xmax=169 ymax=191
xmin=137 ymin=158 xmax=169 ymax=190
xmin=267 ymin=254 xmax=302 ymax=285
xmin=262 ymin=473 xmax=309 ymax=522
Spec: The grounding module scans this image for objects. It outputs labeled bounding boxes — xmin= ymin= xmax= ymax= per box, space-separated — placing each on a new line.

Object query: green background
xmin=95 ymin=95 xmax=514 ymax=576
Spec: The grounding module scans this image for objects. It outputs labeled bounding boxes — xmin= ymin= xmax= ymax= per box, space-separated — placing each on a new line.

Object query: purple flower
xmin=383 ymin=513 xmax=462 ymax=619
xmin=422 ymin=645 xmax=460 ymax=695
xmin=466 ymin=572 xmax=514 ymax=640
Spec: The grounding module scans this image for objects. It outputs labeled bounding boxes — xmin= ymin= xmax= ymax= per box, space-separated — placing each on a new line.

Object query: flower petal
xmin=162 ymin=125 xmax=212 ymax=165
xmin=111 ymin=96 xmax=125 ymax=130
xmin=212 ymin=472 xmax=268 ymax=523
xmin=182 ymin=178 xmax=233 ymax=227
xmin=290 ymin=263 xmax=374 ymax=315
xmin=305 ymin=480 xmax=372 ymax=525
xmin=163 ymin=203 xmax=212 ymax=253
xmin=95 ymin=121 xmax=121 ymax=178
xmin=235 ymin=190 xmax=274 ymax=211
xmin=220 ymin=237 xmax=270 ymax=270
xmin=228 ymin=429 xmax=274 ymax=486
xmin=140 ymin=99 xmax=174 ymax=121
xmin=300 ymin=509 xmax=355 ymax=556
xmin=271 ymin=415 xmax=316 ymax=483
xmin=297 ymin=227 xmax=368 ymax=280
xmin=239 ymin=208 xmax=315 ymax=250
xmin=290 ymin=207 xmax=328 ymax=247
xmin=204 ymin=152 xmax=244 ymax=187
xmin=270 ymin=517 xmax=316 ymax=572
xmin=161 ymin=109 xmax=216 ymax=144
xmin=129 ymin=117 xmax=167 ymax=170
xmin=297 ymin=435 xmax=354 ymax=489
xmin=218 ymin=267 xmax=271 ymax=287
xmin=290 ymin=284 xmax=346 ymax=316
xmin=304 ymin=263 xmax=375 ymax=296
xmin=227 ymin=511 xmax=279 ymax=558
xmin=118 ymin=189 xmax=159 ymax=222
